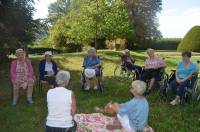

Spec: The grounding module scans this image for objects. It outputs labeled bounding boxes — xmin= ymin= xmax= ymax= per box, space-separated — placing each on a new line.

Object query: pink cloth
xmin=74 ymin=113 xmax=125 ymax=132
xmin=145 ymin=56 xmax=163 ymax=69
xmin=10 ymin=59 xmax=34 ymax=85
xmin=74 ymin=113 xmax=154 ymax=132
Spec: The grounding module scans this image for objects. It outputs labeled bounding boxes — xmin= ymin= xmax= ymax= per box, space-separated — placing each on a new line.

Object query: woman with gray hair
xmin=46 ymin=71 xmax=77 ymax=132
xmin=141 ymin=48 xmax=165 ymax=95
xmin=10 ymin=49 xmax=35 ymax=105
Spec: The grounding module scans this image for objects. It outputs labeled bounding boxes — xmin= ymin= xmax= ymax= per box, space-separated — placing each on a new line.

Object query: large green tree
xmin=0 ymin=0 xmax=36 ymax=58
xmin=48 ymin=0 xmax=133 ymax=49
xmin=124 ymin=0 xmax=162 ymax=44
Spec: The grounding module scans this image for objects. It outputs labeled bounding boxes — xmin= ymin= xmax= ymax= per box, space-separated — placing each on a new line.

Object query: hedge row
xmin=131 ymin=38 xmax=182 ymax=50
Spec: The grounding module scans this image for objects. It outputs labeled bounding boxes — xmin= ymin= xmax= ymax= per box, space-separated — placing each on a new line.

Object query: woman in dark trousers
xmin=39 ymin=51 xmax=58 ymax=87
xmin=170 ymin=51 xmax=198 ymax=106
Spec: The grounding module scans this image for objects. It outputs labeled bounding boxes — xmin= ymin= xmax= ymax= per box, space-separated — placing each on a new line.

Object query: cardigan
xmin=10 ymin=59 xmax=34 ymax=83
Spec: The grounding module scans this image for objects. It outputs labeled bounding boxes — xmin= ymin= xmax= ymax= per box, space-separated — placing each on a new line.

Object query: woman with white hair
xmin=121 ymin=49 xmax=143 ymax=79
xmin=74 ymin=80 xmax=151 ymax=131
xmin=83 ymin=47 xmax=101 ymax=90
xmin=105 ymin=80 xmax=149 ymax=131
xmin=141 ymin=48 xmax=165 ymax=95
xmin=39 ymin=51 xmax=58 ymax=86
xmin=10 ymin=49 xmax=35 ymax=105
xmin=46 ymin=71 xmax=77 ymax=132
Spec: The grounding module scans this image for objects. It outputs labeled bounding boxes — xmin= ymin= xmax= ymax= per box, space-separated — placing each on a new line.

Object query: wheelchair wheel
xmin=98 ymin=79 xmax=104 ymax=93
xmin=192 ymin=77 xmax=200 ymax=100
xmin=114 ymin=65 xmax=135 ymax=81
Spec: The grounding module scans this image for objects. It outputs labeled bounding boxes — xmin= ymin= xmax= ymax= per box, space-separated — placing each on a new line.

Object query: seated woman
xmin=141 ymin=48 xmax=165 ymax=95
xmin=170 ymin=51 xmax=198 ymax=106
xmin=83 ymin=47 xmax=101 ymax=90
xmin=46 ymin=71 xmax=77 ymax=132
xmin=39 ymin=51 xmax=58 ymax=87
xmin=10 ymin=49 xmax=35 ymax=105
xmin=75 ymin=80 xmax=152 ymax=132
xmin=121 ymin=49 xmax=143 ymax=79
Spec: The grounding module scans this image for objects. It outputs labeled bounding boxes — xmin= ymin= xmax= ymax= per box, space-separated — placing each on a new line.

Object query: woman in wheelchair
xmin=140 ymin=48 xmax=165 ymax=95
xmin=170 ymin=51 xmax=198 ymax=106
xmin=83 ymin=47 xmax=101 ymax=90
xmin=121 ymin=49 xmax=143 ymax=78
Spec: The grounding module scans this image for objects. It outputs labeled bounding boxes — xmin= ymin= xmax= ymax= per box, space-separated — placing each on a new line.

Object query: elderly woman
xmin=141 ymin=48 xmax=165 ymax=95
xmin=46 ymin=71 xmax=77 ymax=132
xmin=105 ymin=80 xmax=149 ymax=131
xmin=121 ymin=49 xmax=143 ymax=79
xmin=170 ymin=51 xmax=198 ymax=106
xmin=10 ymin=49 xmax=35 ymax=105
xmin=83 ymin=47 xmax=101 ymax=90
xmin=39 ymin=51 xmax=58 ymax=87
xmin=75 ymin=80 xmax=151 ymax=131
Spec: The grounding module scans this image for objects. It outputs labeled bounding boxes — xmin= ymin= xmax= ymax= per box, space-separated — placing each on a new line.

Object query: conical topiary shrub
xmin=177 ymin=26 xmax=200 ymax=52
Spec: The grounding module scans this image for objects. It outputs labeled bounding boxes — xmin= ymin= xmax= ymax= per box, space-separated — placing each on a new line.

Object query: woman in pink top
xmin=10 ymin=49 xmax=35 ymax=105
xmin=141 ymin=49 xmax=165 ymax=95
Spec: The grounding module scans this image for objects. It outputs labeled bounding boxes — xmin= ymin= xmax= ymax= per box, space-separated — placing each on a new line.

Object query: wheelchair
xmin=140 ymin=67 xmax=168 ymax=94
xmin=81 ymin=66 xmax=104 ymax=93
xmin=160 ymin=70 xmax=200 ymax=102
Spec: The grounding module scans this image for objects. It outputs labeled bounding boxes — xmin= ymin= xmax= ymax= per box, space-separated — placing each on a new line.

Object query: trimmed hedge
xmin=131 ymin=38 xmax=181 ymax=50
xmin=27 ymin=48 xmax=62 ymax=55
xmin=177 ymin=26 xmax=200 ymax=52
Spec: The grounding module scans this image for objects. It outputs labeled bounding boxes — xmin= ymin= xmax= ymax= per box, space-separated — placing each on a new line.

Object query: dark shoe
xmin=26 ymin=99 xmax=34 ymax=105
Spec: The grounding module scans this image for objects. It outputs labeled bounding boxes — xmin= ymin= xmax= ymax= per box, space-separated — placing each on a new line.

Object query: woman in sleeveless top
xmin=46 ymin=71 xmax=77 ymax=132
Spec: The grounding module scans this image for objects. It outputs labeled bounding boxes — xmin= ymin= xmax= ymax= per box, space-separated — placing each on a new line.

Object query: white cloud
xmin=158 ymin=7 xmax=200 ymax=38
xmin=33 ymin=0 xmax=57 ymax=19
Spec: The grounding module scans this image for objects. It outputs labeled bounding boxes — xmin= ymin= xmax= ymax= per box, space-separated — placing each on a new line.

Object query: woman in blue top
xmin=104 ymin=80 xmax=149 ymax=131
xmin=83 ymin=47 xmax=101 ymax=90
xmin=170 ymin=51 xmax=198 ymax=106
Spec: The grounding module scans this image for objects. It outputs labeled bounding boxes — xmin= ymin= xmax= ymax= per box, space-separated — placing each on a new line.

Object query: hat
xmin=44 ymin=51 xmax=52 ymax=56
xmin=124 ymin=49 xmax=130 ymax=53
xmin=84 ymin=69 xmax=96 ymax=78
xmin=16 ymin=48 xmax=24 ymax=54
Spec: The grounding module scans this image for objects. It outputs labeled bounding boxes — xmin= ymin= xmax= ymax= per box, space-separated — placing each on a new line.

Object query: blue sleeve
xmin=83 ymin=56 xmax=88 ymax=67
xmin=191 ymin=63 xmax=198 ymax=73
xmin=118 ymin=100 xmax=136 ymax=116
xmin=53 ymin=61 xmax=58 ymax=75
xmin=96 ymin=56 xmax=100 ymax=64
xmin=39 ymin=60 xmax=47 ymax=80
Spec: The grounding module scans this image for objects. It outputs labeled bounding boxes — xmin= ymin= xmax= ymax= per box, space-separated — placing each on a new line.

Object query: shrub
xmin=177 ymin=26 xmax=200 ymax=52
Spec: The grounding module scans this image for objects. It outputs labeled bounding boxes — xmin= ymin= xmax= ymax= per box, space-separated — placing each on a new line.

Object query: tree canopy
xmin=0 ymin=0 xmax=36 ymax=57
xmin=48 ymin=0 xmax=134 ymax=49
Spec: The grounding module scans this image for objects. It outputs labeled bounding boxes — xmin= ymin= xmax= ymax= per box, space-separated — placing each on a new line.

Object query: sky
xmin=33 ymin=0 xmax=200 ymax=38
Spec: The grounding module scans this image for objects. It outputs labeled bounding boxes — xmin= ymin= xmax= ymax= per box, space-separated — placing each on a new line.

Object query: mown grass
xmin=0 ymin=50 xmax=200 ymax=132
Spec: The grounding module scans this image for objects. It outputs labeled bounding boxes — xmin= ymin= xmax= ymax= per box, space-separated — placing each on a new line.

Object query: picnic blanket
xmin=74 ymin=113 xmax=126 ymax=132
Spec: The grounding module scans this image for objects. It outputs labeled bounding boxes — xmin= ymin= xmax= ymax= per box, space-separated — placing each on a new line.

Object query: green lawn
xmin=0 ymin=50 xmax=200 ymax=132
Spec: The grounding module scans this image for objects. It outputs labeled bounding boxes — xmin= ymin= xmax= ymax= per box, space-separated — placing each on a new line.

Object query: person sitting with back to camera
xmin=46 ymin=71 xmax=77 ymax=132
xmin=83 ymin=47 xmax=101 ymax=90
xmin=170 ymin=51 xmax=198 ymax=106
xmin=39 ymin=51 xmax=58 ymax=87
xmin=121 ymin=49 xmax=143 ymax=79
xmin=140 ymin=48 xmax=165 ymax=95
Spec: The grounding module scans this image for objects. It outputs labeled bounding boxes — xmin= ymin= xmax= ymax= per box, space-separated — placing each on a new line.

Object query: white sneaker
xmin=170 ymin=97 xmax=180 ymax=106
xmin=94 ymin=85 xmax=98 ymax=90
xmin=85 ymin=85 xmax=90 ymax=90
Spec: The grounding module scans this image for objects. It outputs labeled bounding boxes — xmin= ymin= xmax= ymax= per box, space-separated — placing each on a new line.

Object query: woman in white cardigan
xmin=46 ymin=71 xmax=77 ymax=132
